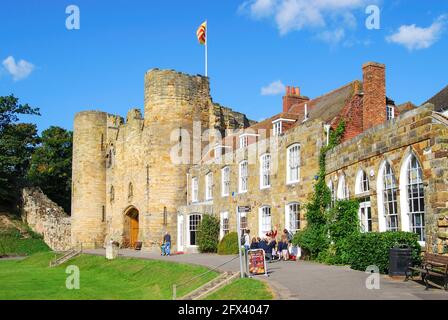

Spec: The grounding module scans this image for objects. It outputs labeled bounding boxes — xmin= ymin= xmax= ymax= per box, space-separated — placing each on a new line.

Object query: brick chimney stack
xmin=282 ymin=86 xmax=309 ymax=113
xmin=362 ymin=62 xmax=386 ymax=130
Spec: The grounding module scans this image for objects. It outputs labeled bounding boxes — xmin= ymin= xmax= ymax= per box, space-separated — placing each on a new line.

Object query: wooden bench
xmin=406 ymin=253 xmax=448 ymax=291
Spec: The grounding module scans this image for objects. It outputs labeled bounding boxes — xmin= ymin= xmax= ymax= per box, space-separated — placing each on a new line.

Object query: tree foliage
xmin=197 ymin=214 xmax=220 ymax=253
xmin=28 ymin=126 xmax=73 ymax=213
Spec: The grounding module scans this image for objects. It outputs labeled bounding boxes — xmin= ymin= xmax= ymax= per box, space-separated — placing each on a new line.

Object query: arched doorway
xmin=124 ymin=207 xmax=139 ymax=248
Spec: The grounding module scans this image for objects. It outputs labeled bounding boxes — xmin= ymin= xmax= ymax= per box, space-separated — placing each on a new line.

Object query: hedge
xmin=197 ymin=214 xmax=220 ymax=253
xmin=348 ymin=231 xmax=422 ymax=274
xmin=217 ymin=232 xmax=239 ymax=255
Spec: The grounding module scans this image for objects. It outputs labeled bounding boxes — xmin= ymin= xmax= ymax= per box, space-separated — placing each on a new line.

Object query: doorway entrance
xmin=124 ymin=207 xmax=139 ymax=248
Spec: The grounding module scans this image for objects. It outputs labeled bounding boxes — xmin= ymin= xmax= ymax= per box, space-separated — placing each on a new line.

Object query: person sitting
xmin=258 ymin=238 xmax=272 ymax=261
xmin=250 ymin=237 xmax=259 ymax=249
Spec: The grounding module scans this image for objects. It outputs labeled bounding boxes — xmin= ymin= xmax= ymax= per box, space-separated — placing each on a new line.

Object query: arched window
xmin=259 ymin=206 xmax=272 ymax=238
xmin=285 ymin=202 xmax=300 ymax=234
xmin=400 ymin=154 xmax=426 ymax=242
xmin=378 ymin=161 xmax=399 ymax=232
xmin=260 ymin=154 xmax=271 ymax=189
xmin=355 ymin=170 xmax=370 ymax=194
xmin=337 ymin=175 xmax=349 ymax=200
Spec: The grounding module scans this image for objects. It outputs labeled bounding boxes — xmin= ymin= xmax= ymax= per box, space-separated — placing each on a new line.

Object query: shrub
xmin=292 ymin=225 xmax=329 ymax=260
xmin=347 ymin=231 xmax=421 ymax=274
xmin=217 ymin=232 xmax=239 ymax=255
xmin=197 ymin=214 xmax=220 ymax=253
xmin=325 ymin=200 xmax=360 ymax=264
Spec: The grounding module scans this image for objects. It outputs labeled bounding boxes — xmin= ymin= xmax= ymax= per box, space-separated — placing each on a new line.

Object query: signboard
xmin=247 ymin=249 xmax=268 ymax=276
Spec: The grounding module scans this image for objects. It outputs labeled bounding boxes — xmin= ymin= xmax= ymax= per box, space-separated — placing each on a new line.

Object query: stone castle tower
xmin=71 ymin=69 xmax=252 ymax=249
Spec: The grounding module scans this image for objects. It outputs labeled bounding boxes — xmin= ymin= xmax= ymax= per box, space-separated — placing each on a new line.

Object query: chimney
xmin=362 ymin=62 xmax=386 ymax=130
xmin=282 ymin=86 xmax=309 ymax=113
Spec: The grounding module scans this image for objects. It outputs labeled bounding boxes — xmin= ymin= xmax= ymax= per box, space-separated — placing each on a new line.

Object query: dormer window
xmin=386 ymin=105 xmax=395 ymax=120
xmin=273 ymin=122 xmax=282 ymax=136
xmin=272 ymin=118 xmax=295 ymax=136
xmin=239 ymin=133 xmax=259 ymax=149
xmin=303 ymin=103 xmax=309 ymax=122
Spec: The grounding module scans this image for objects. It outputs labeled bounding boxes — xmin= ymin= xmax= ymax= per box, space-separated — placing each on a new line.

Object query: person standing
xmin=243 ymin=229 xmax=251 ymax=251
xmin=163 ymin=231 xmax=171 ymax=256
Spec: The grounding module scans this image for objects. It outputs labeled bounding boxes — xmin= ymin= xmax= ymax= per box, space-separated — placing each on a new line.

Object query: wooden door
xmin=130 ymin=215 xmax=139 ymax=248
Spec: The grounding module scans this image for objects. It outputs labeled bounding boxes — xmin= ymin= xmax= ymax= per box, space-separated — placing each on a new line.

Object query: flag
xmin=196 ymin=21 xmax=207 ymax=45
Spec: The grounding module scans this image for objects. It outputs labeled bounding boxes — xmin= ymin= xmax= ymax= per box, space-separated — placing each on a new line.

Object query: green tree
xmin=0 ymin=95 xmax=40 ymax=206
xmin=0 ymin=95 xmax=40 ymax=131
xmin=28 ymin=126 xmax=73 ymax=213
xmin=0 ymin=123 xmax=40 ymax=204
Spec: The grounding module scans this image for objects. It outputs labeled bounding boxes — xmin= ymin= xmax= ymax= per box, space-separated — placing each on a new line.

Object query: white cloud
xmin=261 ymin=80 xmax=286 ymax=96
xmin=2 ymin=56 xmax=35 ymax=81
xmin=386 ymin=15 xmax=446 ymax=51
xmin=317 ymin=28 xmax=346 ymax=45
xmin=239 ymin=0 xmax=371 ymax=36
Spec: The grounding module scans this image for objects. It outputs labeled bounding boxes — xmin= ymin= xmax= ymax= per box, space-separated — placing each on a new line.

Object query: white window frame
xmin=259 ymin=206 xmax=272 ymax=238
xmin=239 ymin=135 xmax=248 ymax=149
xmin=286 ymin=144 xmax=300 ymax=184
xmin=205 ymin=172 xmax=213 ymax=201
xmin=191 ymin=177 xmax=199 ymax=203
xmin=239 ymin=160 xmax=248 ymax=193
xmin=273 ymin=121 xmax=282 ymax=136
xmin=285 ymin=202 xmax=300 ymax=234
xmin=187 ymin=214 xmax=202 ymax=247
xmin=259 ymin=153 xmax=271 ymax=189
xmin=386 ymin=105 xmax=395 ymax=120
xmin=220 ymin=211 xmax=230 ymax=240
xmin=377 ymin=161 xmax=399 ymax=232
xmin=355 ymin=170 xmax=370 ymax=195
xmin=359 ymin=200 xmax=372 ymax=233
xmin=337 ymin=175 xmax=349 ymax=200
xmin=221 ymin=166 xmax=230 ymax=197
xmin=400 ymin=153 xmax=426 ymax=244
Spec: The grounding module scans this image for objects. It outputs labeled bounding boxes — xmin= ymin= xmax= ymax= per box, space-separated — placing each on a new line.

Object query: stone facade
xmin=21 ymin=187 xmax=71 ymax=251
xmin=72 ymin=62 xmax=448 ymax=255
xmin=326 ymin=105 xmax=448 ymax=254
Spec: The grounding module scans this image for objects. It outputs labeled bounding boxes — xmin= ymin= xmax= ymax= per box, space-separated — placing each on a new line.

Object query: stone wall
xmin=326 ymin=105 xmax=448 ymax=254
xmin=22 ymin=188 xmax=71 ymax=251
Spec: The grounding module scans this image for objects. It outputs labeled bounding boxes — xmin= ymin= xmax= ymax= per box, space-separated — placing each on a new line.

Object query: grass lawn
xmin=0 ymin=252 xmax=218 ymax=300
xmin=205 ymin=278 xmax=273 ymax=300
xmin=0 ymin=231 xmax=50 ymax=257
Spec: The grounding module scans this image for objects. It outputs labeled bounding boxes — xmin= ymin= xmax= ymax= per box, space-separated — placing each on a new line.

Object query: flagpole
xmin=205 ymin=20 xmax=208 ymax=77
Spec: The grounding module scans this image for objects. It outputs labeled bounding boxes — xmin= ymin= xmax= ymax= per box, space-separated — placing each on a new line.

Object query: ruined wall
xmin=22 ymin=188 xmax=71 ymax=251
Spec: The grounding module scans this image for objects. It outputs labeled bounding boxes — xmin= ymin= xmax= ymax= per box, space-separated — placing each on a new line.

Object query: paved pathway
xmin=85 ymin=249 xmax=448 ymax=300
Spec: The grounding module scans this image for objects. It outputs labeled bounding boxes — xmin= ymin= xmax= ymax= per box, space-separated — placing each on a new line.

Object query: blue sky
xmin=0 ymin=0 xmax=447 ymax=131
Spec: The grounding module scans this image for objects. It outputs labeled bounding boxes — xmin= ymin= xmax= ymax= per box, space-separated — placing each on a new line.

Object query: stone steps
xmin=180 ymin=271 xmax=240 ymax=300
xmin=49 ymin=247 xmax=82 ymax=267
